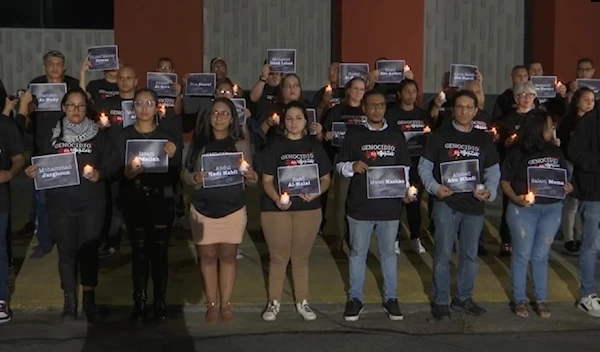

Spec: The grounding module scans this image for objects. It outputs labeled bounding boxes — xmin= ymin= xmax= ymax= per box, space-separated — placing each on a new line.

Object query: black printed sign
xmin=449 ymin=64 xmax=478 ymax=88
xmin=376 ymin=60 xmax=405 ymax=84
xmin=398 ymin=120 xmax=426 ymax=156
xmin=531 ymin=76 xmax=557 ymax=99
xmin=186 ymin=73 xmax=216 ymax=96
xmin=125 ymin=139 xmax=169 ymax=173
xmin=339 ymin=63 xmax=369 ymax=86
xmin=232 ymin=98 xmax=247 ymax=125
xmin=32 ymin=153 xmax=80 ymax=190
xmin=576 ymin=79 xmax=600 ymax=98
xmin=366 ymin=165 xmax=408 ymax=199
xmin=527 ymin=167 xmax=567 ymax=199
xmin=331 ymin=122 xmax=347 ymax=147
xmin=147 ymin=72 xmax=178 ymax=97
xmin=307 ymin=108 xmax=317 ymax=135
xmin=267 ymin=49 xmax=297 ymax=73
xmin=439 ymin=159 xmax=480 ymax=193
xmin=30 ymin=83 xmax=67 ymax=112
xmin=201 ymin=152 xmax=244 ymax=188
xmin=87 ymin=45 xmax=119 ymax=71
xmin=277 ymin=164 xmax=321 ymax=196
xmin=121 ymin=101 xmax=136 ymax=127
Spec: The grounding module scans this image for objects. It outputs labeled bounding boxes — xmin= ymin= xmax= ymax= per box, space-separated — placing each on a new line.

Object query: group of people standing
xmin=0 ymin=50 xmax=599 ymax=328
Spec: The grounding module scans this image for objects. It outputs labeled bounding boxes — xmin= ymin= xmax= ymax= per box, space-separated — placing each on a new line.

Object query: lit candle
xmin=510 ymin=133 xmax=517 ymax=140
xmin=280 ymin=192 xmax=290 ymax=205
xmin=407 ymin=185 xmax=418 ymax=198
xmin=404 ymin=64 xmax=411 ymax=72
xmin=475 ymin=184 xmax=486 ymax=192
xmin=439 ymin=91 xmax=446 ymax=101
xmin=233 ymin=84 xmax=239 ymax=95
xmin=556 ymin=80 xmax=564 ymax=87
xmin=490 ymin=127 xmax=497 ymax=135
xmin=83 ymin=164 xmax=94 ymax=178
xmin=525 ymin=191 xmax=535 ymax=204
xmin=99 ymin=112 xmax=109 ymax=126
xmin=131 ymin=156 xmax=142 ymax=168
xmin=271 ymin=113 xmax=280 ymax=124
xmin=158 ymin=104 xmax=167 ymax=116
xmin=325 ymin=84 xmax=333 ymax=92
xmin=239 ymin=159 xmax=250 ymax=173
xmin=423 ymin=125 xmax=431 ymax=133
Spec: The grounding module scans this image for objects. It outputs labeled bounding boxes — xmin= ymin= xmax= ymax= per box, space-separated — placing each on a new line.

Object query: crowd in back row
xmin=0 ymin=51 xmax=599 ymax=326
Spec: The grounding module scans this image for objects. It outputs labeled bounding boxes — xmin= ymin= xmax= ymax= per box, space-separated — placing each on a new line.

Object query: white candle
xmin=325 ymin=84 xmax=333 ymax=92
xmin=525 ymin=192 xmax=535 ymax=204
xmin=233 ymin=84 xmax=239 ymax=95
xmin=556 ymin=80 xmax=563 ymax=87
xmin=239 ymin=159 xmax=250 ymax=172
xmin=476 ymin=184 xmax=486 ymax=192
xmin=423 ymin=125 xmax=431 ymax=133
xmin=83 ymin=164 xmax=94 ymax=178
xmin=158 ymin=104 xmax=167 ymax=116
xmin=280 ymin=192 xmax=290 ymax=205
xmin=271 ymin=113 xmax=280 ymax=124
xmin=489 ymin=127 xmax=497 ymax=135
xmin=99 ymin=113 xmax=109 ymax=126
xmin=131 ymin=156 xmax=142 ymax=168
xmin=439 ymin=91 xmax=446 ymax=101
xmin=404 ymin=64 xmax=411 ymax=72
xmin=510 ymin=133 xmax=518 ymax=140
xmin=407 ymin=186 xmax=418 ymax=198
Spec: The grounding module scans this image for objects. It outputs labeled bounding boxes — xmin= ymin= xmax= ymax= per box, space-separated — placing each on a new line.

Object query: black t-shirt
xmin=312 ymin=86 xmax=345 ymax=110
xmin=501 ymin=144 xmax=567 ymax=205
xmin=157 ymin=96 xmax=183 ymax=160
xmin=427 ymin=98 xmax=452 ymax=130
xmin=40 ymin=125 xmax=114 ymax=216
xmin=374 ymin=82 xmax=399 ymax=107
xmin=251 ymin=84 xmax=279 ymax=116
xmin=385 ymin=105 xmax=429 ymax=157
xmin=322 ymin=103 xmax=366 ymax=156
xmin=99 ymin=95 xmax=133 ymax=141
xmin=29 ymin=75 xmax=80 ymax=155
xmin=422 ymin=125 xmax=499 ymax=215
xmin=338 ymin=125 xmax=412 ymax=221
xmin=86 ymin=79 xmax=119 ymax=111
xmin=259 ymin=136 xmax=332 ymax=212
xmin=191 ymin=138 xmax=247 ymax=218
xmin=0 ymin=115 xmax=25 ymax=213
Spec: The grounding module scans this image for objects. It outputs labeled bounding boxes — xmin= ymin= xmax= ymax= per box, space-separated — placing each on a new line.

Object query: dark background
xmin=0 ymin=0 xmax=114 ymax=29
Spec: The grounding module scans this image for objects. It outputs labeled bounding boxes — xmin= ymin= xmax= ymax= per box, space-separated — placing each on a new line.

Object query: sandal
xmin=220 ymin=302 xmax=235 ymax=323
xmin=534 ymin=301 xmax=551 ymax=318
xmin=205 ymin=302 xmax=218 ymax=324
xmin=512 ymin=302 xmax=529 ymax=317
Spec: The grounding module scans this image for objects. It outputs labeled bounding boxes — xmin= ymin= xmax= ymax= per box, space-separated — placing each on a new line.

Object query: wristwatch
xmin=259 ymin=76 xmax=267 ymax=83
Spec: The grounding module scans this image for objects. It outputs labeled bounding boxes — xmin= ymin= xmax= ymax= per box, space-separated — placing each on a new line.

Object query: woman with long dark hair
xmin=501 ymin=112 xmax=573 ymax=318
xmin=24 ymin=87 xmax=114 ymax=322
xmin=182 ymin=97 xmax=257 ymax=323
xmin=113 ymin=88 xmax=179 ymax=324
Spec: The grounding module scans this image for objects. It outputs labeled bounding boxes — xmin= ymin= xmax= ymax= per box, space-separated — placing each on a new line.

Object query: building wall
xmin=203 ymin=0 xmax=331 ymax=90
xmin=0 ymin=28 xmax=114 ymax=93
xmin=423 ymin=0 xmax=525 ymax=94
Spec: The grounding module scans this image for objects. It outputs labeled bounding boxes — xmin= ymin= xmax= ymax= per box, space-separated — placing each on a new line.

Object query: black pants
xmin=173 ymin=175 xmax=185 ymax=219
xmin=103 ymin=181 xmax=123 ymax=249
xmin=50 ymin=210 xmax=104 ymax=292
xmin=6 ymin=214 xmax=12 ymax=266
xmin=123 ymin=190 xmax=174 ymax=301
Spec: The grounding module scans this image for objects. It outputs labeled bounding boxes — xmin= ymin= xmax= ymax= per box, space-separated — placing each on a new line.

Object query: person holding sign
xmin=336 ymin=90 xmax=414 ymax=322
xmin=258 ymin=101 xmax=332 ymax=322
xmin=418 ymin=90 xmax=500 ymax=320
xmin=501 ymin=113 xmax=573 ymax=318
xmin=114 ymin=88 xmax=180 ymax=324
xmin=24 ymin=88 xmax=115 ymax=322
xmin=182 ymin=97 xmax=256 ymax=324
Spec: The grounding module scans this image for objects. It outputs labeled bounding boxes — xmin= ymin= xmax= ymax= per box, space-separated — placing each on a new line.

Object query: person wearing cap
xmin=15 ymin=50 xmax=79 ymax=259
xmin=210 ymin=57 xmax=229 ymax=82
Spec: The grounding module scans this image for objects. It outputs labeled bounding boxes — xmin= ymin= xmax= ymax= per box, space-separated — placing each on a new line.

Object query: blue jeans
xmin=347 ymin=216 xmax=399 ymax=301
xmin=506 ymin=202 xmax=562 ymax=302
xmin=34 ymin=191 xmax=53 ymax=247
xmin=579 ymin=201 xmax=600 ymax=297
xmin=0 ymin=213 xmax=9 ymax=300
xmin=432 ymin=201 xmax=483 ymax=305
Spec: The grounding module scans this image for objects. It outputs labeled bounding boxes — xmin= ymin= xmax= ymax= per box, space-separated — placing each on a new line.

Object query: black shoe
xmin=343 ymin=298 xmax=363 ymax=322
xmin=431 ymin=302 xmax=451 ymax=320
xmin=15 ymin=221 xmax=35 ymax=236
xmin=451 ymin=297 xmax=486 ymax=316
xmin=478 ymin=246 xmax=488 ymax=256
xmin=576 ymin=240 xmax=582 ymax=250
xmin=499 ymin=243 xmax=512 ymax=257
xmin=564 ymin=241 xmax=580 ymax=256
xmin=154 ymin=300 xmax=167 ymax=321
xmin=29 ymin=244 xmax=53 ymax=259
xmin=82 ymin=291 xmax=99 ymax=323
xmin=130 ymin=291 xmax=147 ymax=325
xmin=382 ymin=299 xmax=403 ymax=321
xmin=61 ymin=291 xmax=78 ymax=321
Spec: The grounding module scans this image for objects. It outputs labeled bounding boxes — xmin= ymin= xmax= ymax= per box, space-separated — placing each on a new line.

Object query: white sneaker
xmin=394 ymin=240 xmax=400 ymax=255
xmin=0 ymin=300 xmax=11 ymax=324
xmin=236 ymin=248 xmax=244 ymax=260
xmin=410 ymin=239 xmax=426 ymax=254
xmin=577 ymin=294 xmax=600 ymax=317
xmin=262 ymin=300 xmax=280 ymax=321
xmin=296 ymin=300 xmax=317 ymax=321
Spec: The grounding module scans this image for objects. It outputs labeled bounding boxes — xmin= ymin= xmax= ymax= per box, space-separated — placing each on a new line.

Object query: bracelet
xmin=259 ymin=77 xmax=267 ymax=83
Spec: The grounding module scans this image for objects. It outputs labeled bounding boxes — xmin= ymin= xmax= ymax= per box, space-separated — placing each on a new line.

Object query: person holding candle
xmin=370 ymin=57 xmax=415 ymax=108
xmin=79 ymin=53 xmax=120 ymax=112
xmin=248 ymin=60 xmax=282 ymax=114
xmin=258 ymin=101 xmax=332 ymax=322
xmin=418 ymin=90 xmax=500 ymax=320
xmin=182 ymin=97 xmax=257 ymax=323
xmin=500 ymin=112 xmax=573 ymax=318
xmin=312 ymin=62 xmax=345 ymax=120
xmin=337 ymin=90 xmax=415 ymax=321
xmin=259 ymin=74 xmax=308 ymax=140
xmin=113 ymin=88 xmax=180 ymax=324
xmin=23 ymin=87 xmax=115 ymax=322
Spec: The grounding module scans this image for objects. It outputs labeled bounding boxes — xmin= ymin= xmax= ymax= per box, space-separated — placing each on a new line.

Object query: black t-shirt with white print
xmin=86 ymin=79 xmax=119 ymax=111
xmin=322 ymin=103 xmax=366 ymax=156
xmin=338 ymin=125 xmax=412 ymax=221
xmin=99 ymin=95 xmax=132 ymax=142
xmin=259 ymin=136 xmax=332 ymax=212
xmin=191 ymin=138 xmax=247 ymax=218
xmin=422 ymin=124 xmax=499 ymax=215
xmin=385 ymin=105 xmax=429 ymax=157
xmin=157 ymin=96 xmax=183 ymax=161
xmin=501 ymin=144 xmax=567 ymax=205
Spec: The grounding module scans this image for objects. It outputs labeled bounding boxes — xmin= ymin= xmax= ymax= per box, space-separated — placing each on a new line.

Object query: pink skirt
xmin=189 ymin=205 xmax=247 ymax=245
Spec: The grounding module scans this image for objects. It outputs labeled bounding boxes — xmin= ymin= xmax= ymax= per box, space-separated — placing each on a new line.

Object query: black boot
xmin=61 ymin=291 xmax=78 ymax=321
xmin=153 ymin=300 xmax=167 ymax=321
xmin=130 ymin=291 xmax=147 ymax=325
xmin=82 ymin=290 xmax=99 ymax=323
xmin=151 ymin=236 xmax=170 ymax=322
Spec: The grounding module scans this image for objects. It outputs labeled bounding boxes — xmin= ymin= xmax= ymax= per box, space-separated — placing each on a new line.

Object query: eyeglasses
xmin=218 ymin=90 xmax=232 ymax=95
xmin=65 ymin=103 xmax=87 ymax=112
xmin=159 ymin=66 xmax=172 ymax=70
xmin=211 ymin=110 xmax=231 ymax=118
xmin=365 ymin=103 xmax=386 ymax=110
xmin=516 ymin=93 xmax=535 ymax=99
xmin=134 ymin=100 xmax=156 ymax=107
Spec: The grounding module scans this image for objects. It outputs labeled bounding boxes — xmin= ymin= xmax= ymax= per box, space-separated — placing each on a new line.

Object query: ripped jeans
xmin=506 ymin=201 xmax=563 ymax=303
